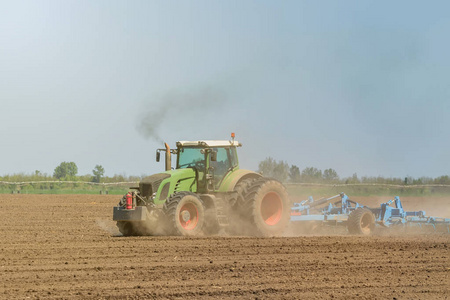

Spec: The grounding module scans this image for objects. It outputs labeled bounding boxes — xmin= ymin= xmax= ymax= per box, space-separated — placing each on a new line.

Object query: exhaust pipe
xmin=164 ymin=142 xmax=171 ymax=171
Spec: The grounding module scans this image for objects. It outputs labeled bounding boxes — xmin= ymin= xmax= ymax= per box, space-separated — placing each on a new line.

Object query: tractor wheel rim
xmin=179 ymin=203 xmax=198 ymax=230
xmin=261 ymin=192 xmax=283 ymax=226
xmin=360 ymin=213 xmax=372 ymax=234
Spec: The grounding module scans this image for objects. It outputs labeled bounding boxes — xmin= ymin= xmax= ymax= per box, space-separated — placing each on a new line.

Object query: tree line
xmin=1 ymin=159 xmax=449 ymax=186
xmin=0 ymin=162 xmax=141 ymax=184
xmin=258 ymin=157 xmax=450 ymax=185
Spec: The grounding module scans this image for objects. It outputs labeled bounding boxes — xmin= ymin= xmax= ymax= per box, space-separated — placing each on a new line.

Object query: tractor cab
xmin=155 ymin=135 xmax=241 ymax=193
xmin=174 ymin=140 xmax=241 ymax=192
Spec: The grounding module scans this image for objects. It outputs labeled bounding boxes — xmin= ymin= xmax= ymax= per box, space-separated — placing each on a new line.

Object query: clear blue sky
xmin=1 ymin=1 xmax=449 ymax=179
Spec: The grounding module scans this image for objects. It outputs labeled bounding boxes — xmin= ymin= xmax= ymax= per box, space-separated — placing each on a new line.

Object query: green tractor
xmin=113 ymin=134 xmax=291 ymax=236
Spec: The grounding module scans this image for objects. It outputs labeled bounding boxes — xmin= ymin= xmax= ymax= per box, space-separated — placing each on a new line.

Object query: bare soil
xmin=0 ymin=194 xmax=449 ymax=299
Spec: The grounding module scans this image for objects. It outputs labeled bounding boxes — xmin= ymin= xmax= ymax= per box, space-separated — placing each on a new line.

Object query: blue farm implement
xmin=290 ymin=193 xmax=450 ymax=235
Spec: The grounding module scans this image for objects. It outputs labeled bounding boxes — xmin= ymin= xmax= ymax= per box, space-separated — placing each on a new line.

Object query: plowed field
xmin=0 ymin=194 xmax=449 ymax=299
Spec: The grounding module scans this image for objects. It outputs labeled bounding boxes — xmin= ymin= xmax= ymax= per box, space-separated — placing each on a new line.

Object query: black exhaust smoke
xmin=136 ymin=87 xmax=228 ymax=142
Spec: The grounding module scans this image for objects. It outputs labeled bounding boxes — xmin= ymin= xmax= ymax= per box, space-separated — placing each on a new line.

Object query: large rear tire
xmin=227 ymin=178 xmax=256 ymax=235
xmin=347 ymin=208 xmax=375 ymax=235
xmin=240 ymin=178 xmax=290 ymax=236
xmin=163 ymin=192 xmax=205 ymax=236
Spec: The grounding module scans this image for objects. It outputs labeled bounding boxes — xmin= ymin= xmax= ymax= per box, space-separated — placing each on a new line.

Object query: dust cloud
xmin=95 ymin=219 xmax=120 ymax=236
xmin=136 ymin=87 xmax=227 ymax=142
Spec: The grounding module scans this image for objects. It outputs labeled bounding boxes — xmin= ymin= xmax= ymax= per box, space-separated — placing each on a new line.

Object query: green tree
xmin=53 ymin=162 xmax=78 ymax=180
xmin=258 ymin=157 xmax=276 ymax=177
xmin=258 ymin=157 xmax=289 ymax=182
xmin=345 ymin=173 xmax=360 ymax=184
xmin=273 ymin=161 xmax=289 ymax=182
xmin=323 ymin=168 xmax=339 ymax=182
xmin=301 ymin=167 xmax=322 ymax=183
xmin=434 ymin=175 xmax=450 ymax=185
xmin=92 ymin=165 xmax=105 ymax=183
xmin=289 ymin=165 xmax=301 ymax=182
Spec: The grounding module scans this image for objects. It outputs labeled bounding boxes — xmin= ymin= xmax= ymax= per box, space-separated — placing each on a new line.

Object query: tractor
xmin=113 ymin=134 xmax=291 ymax=236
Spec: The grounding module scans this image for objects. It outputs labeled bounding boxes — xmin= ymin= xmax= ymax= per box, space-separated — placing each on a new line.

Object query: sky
xmin=1 ymin=0 xmax=449 ymax=179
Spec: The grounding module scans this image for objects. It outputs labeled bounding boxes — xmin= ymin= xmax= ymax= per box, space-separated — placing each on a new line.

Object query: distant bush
xmin=53 ymin=162 xmax=78 ymax=180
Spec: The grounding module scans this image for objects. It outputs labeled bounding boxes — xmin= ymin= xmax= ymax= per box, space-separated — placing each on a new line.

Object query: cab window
xmin=177 ymin=148 xmax=205 ymax=169
xmin=211 ymin=147 xmax=237 ymax=188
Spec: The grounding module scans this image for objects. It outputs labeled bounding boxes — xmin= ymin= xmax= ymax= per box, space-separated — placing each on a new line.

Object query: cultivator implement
xmin=291 ymin=193 xmax=450 ymax=235
xmin=375 ymin=196 xmax=450 ymax=232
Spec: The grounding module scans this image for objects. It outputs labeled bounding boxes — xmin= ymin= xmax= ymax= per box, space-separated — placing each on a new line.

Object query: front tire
xmin=163 ymin=192 xmax=205 ymax=236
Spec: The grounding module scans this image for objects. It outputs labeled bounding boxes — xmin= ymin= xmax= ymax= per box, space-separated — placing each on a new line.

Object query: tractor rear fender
xmin=217 ymin=169 xmax=262 ymax=192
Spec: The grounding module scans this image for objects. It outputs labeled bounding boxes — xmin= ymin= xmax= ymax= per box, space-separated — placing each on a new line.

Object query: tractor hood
xmin=164 ymin=168 xmax=197 ymax=188
xmin=139 ymin=168 xmax=197 ymax=201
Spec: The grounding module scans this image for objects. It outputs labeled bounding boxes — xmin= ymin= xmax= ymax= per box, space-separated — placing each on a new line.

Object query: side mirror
xmin=156 ymin=151 xmax=160 ymax=162
xmin=211 ymin=151 xmax=217 ymax=162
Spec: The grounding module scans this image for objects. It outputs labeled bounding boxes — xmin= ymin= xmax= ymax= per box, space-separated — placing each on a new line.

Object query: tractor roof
xmin=177 ymin=140 xmax=241 ymax=148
